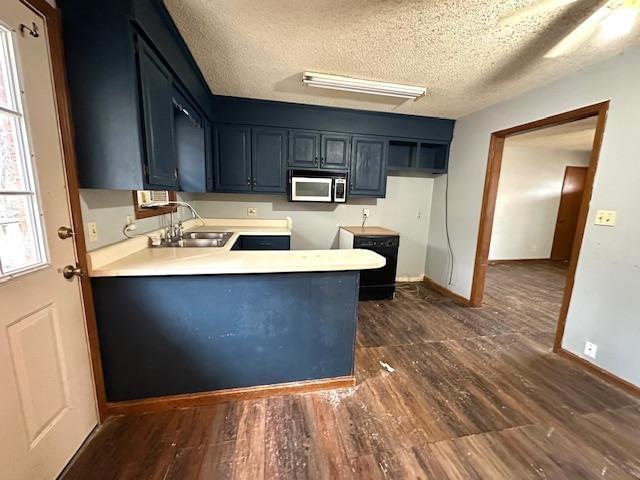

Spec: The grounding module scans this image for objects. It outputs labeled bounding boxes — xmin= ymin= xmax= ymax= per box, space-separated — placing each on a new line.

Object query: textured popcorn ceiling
xmin=508 ymin=116 xmax=597 ymax=151
xmin=164 ymin=0 xmax=640 ymax=119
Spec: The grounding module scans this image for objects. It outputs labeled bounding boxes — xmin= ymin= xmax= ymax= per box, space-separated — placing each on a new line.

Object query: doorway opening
xmin=470 ymin=102 xmax=608 ymax=352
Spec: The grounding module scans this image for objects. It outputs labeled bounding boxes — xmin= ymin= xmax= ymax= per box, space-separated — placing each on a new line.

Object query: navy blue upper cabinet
xmin=59 ymin=0 xmax=211 ymax=191
xmin=289 ymin=131 xmax=350 ymax=170
xmin=349 ymin=136 xmax=388 ymax=197
xmin=214 ymin=125 xmax=287 ymax=193
xmin=213 ymin=125 xmax=252 ymax=192
xmin=131 ymin=0 xmax=210 ymax=113
xmin=252 ymin=128 xmax=287 ymax=193
xmin=289 ymin=130 xmax=320 ymax=168
xmin=387 ymin=138 xmax=449 ymax=175
xmin=137 ymin=37 xmax=178 ymax=188
xmin=173 ymin=87 xmax=207 ymax=193
xmin=321 ymin=134 xmax=349 ymax=169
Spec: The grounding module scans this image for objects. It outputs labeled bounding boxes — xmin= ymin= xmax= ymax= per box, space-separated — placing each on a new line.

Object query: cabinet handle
xmin=321 ymin=156 xmax=325 ymax=166
xmin=252 ymin=178 xmax=257 ymax=186
xmin=174 ymin=168 xmax=179 ymax=180
xmin=314 ymin=156 xmax=318 ymax=165
xmin=247 ymin=177 xmax=251 ymax=185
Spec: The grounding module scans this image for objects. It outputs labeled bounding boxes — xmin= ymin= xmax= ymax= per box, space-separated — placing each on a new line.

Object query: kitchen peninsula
xmin=87 ymin=218 xmax=385 ymax=406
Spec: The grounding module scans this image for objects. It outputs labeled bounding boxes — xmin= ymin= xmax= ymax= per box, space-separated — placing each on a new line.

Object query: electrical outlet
xmin=87 ymin=221 xmax=98 ymax=242
xmin=247 ymin=207 xmax=257 ymax=217
xmin=595 ymin=210 xmax=616 ymax=226
xmin=584 ymin=341 xmax=598 ymax=359
xmin=362 ymin=208 xmax=370 ymax=218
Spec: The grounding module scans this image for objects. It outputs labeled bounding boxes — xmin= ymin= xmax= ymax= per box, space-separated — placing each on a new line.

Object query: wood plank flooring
xmin=62 ymin=262 xmax=640 ymax=479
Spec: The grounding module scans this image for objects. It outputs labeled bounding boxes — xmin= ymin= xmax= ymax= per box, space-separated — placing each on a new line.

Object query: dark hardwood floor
xmin=62 ymin=262 xmax=640 ymax=479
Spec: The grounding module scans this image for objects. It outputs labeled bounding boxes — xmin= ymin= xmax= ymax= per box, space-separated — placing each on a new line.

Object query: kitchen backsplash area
xmin=79 ymin=175 xmax=434 ymax=279
xmin=79 ymin=189 xmax=194 ymax=250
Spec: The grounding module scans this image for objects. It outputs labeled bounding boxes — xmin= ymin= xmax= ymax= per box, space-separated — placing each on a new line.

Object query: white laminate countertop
xmin=87 ymin=218 xmax=386 ymax=277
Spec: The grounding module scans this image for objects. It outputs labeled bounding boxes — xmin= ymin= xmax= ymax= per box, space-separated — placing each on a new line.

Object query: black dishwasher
xmin=354 ymin=235 xmax=399 ymax=300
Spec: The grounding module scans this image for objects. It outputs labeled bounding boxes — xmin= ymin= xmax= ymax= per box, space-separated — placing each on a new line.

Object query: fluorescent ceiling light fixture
xmin=302 ymin=72 xmax=426 ymax=100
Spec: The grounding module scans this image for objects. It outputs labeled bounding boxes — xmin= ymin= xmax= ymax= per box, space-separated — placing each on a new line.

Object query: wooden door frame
xmin=19 ymin=0 xmax=108 ymax=421
xmin=469 ymin=101 xmax=609 ymax=353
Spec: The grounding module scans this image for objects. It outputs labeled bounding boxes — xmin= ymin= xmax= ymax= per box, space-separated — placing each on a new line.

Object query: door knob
xmin=57 ymin=226 xmax=74 ymax=239
xmin=62 ymin=264 xmax=84 ymax=279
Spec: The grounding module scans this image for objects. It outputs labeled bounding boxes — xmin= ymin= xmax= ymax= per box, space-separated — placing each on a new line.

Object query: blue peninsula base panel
xmin=92 ymin=271 xmax=359 ymax=402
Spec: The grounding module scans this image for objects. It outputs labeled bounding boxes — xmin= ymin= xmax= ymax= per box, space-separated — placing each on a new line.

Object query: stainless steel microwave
xmin=288 ymin=170 xmax=347 ymax=203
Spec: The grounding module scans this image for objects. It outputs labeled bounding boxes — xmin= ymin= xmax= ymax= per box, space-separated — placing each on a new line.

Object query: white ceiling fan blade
xmin=545 ymin=4 xmax=613 ymax=57
xmin=499 ymin=0 xmax=581 ymax=25
xmin=600 ymin=4 xmax=639 ymax=39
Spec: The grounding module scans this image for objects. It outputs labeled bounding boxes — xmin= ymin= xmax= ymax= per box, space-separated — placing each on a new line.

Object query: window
xmin=0 ymin=25 xmax=46 ymax=279
xmin=132 ymin=190 xmax=177 ymax=219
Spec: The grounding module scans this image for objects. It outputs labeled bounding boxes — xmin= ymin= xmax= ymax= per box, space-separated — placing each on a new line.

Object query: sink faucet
xmin=140 ymin=200 xmax=203 ymax=247
xmin=164 ymin=220 xmax=184 ymax=242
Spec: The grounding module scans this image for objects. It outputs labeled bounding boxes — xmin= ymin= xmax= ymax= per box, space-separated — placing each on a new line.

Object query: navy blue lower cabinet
xmin=92 ymin=271 xmax=358 ymax=401
xmin=236 ymin=235 xmax=290 ymax=250
xmin=349 ymin=136 xmax=388 ymax=197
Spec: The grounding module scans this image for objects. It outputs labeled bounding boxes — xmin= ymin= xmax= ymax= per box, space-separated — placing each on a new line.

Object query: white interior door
xmin=0 ymin=1 xmax=98 ymax=479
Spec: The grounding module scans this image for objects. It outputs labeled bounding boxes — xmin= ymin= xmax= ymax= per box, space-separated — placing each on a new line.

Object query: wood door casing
xmin=551 ymin=166 xmax=588 ymax=261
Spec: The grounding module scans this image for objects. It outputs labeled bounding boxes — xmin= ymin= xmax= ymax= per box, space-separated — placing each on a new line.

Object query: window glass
xmin=0 ymin=112 xmax=28 ymax=191
xmin=0 ymin=27 xmax=46 ymax=278
xmin=0 ymin=30 xmax=17 ymax=110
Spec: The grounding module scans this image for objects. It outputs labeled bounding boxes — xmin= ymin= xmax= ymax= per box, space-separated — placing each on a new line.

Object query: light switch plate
xmin=87 ymin=221 xmax=98 ymax=242
xmin=595 ymin=210 xmax=616 ymax=226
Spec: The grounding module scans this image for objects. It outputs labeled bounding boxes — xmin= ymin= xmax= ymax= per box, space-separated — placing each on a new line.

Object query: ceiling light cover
xmin=302 ymin=72 xmax=426 ymax=100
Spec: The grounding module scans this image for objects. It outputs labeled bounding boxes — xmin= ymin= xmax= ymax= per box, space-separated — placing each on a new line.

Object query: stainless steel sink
xmin=154 ymin=231 xmax=233 ymax=248
xmin=184 ymin=232 xmax=230 ymax=240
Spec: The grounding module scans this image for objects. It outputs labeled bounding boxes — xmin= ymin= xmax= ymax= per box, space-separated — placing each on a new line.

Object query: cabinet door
xmin=204 ymin=120 xmax=214 ymax=191
xmin=137 ymin=38 xmax=178 ymax=188
xmin=349 ymin=136 xmax=388 ymax=197
xmin=237 ymin=235 xmax=291 ymax=250
xmin=252 ymin=128 xmax=287 ymax=193
xmin=289 ymin=130 xmax=320 ymax=168
xmin=173 ymin=88 xmax=206 ymax=192
xmin=321 ymin=133 xmax=349 ymax=169
xmin=213 ymin=124 xmax=252 ymax=192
